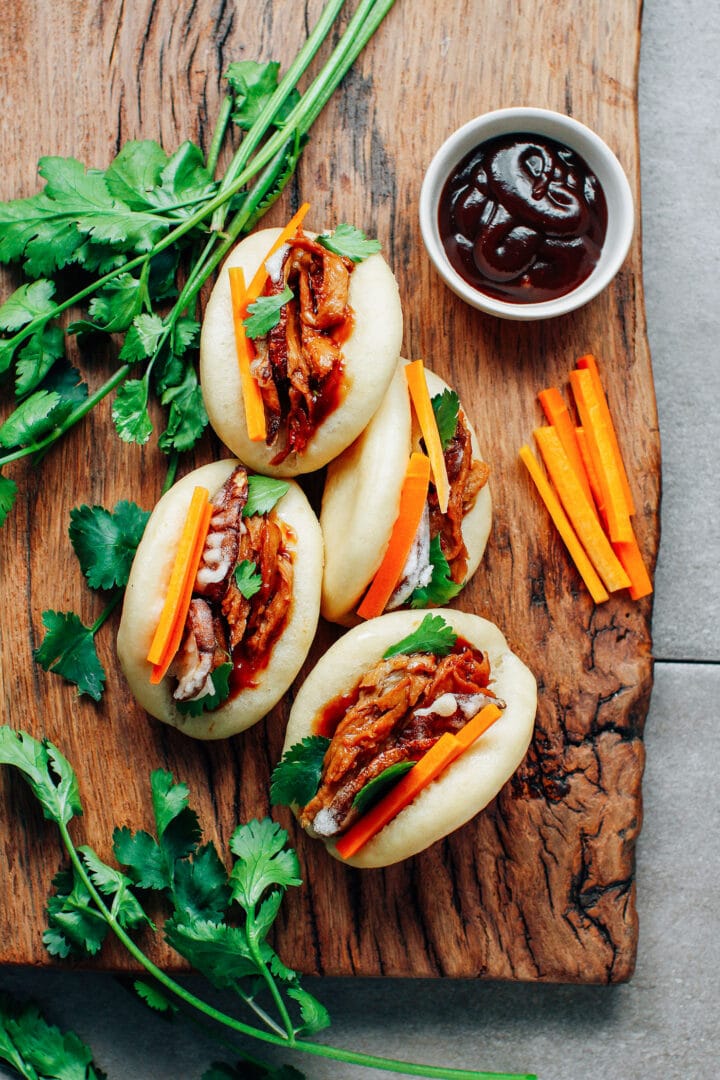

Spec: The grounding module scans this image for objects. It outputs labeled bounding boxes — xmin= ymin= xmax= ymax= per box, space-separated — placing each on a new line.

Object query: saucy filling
xmin=429 ymin=408 xmax=490 ymax=583
xmin=169 ymin=466 xmax=293 ymax=707
xmin=302 ymin=641 xmax=502 ymax=837
xmin=250 ymin=236 xmax=354 ymax=464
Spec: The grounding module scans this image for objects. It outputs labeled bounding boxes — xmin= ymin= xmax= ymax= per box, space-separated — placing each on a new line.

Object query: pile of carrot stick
xmin=519 ymin=354 xmax=652 ymax=605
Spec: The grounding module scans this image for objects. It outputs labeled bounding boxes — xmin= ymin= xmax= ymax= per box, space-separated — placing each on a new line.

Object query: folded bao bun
xmin=282 ymin=609 xmax=537 ymax=868
xmin=117 ymin=459 xmax=323 ymax=740
xmin=320 ymin=361 xmax=492 ymax=625
xmin=199 ymin=226 xmax=403 ymax=477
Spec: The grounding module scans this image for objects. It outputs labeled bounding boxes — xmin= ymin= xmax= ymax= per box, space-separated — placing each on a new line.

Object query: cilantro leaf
xmin=351 ymin=760 xmax=416 ymax=816
xmin=0 ymin=995 xmax=105 ymax=1080
xmin=83 ymin=272 xmax=144 ymax=332
xmin=78 ymin=846 xmax=152 ymax=932
xmin=150 ymin=768 xmax=201 ymax=858
xmin=382 ymin=613 xmax=458 ymax=659
xmin=409 ymin=535 xmax=463 ymax=608
xmin=172 ymin=844 xmax=231 ymax=924
xmin=229 ymin=819 xmax=301 ymax=911
xmin=226 ymin=61 xmax=300 ymax=132
xmin=111 ymin=378 xmax=153 ymax=444
xmin=0 ymin=728 xmax=82 ymax=826
xmin=15 ymin=324 xmax=66 ymax=396
xmin=134 ymin=980 xmax=178 ymax=1015
xmin=0 ymin=389 xmax=69 ymax=449
xmin=318 ymin=223 xmax=381 ymax=262
xmin=431 ymin=388 xmax=460 ymax=450
xmin=0 ymin=474 xmax=17 ymax=528
xmin=158 ymin=364 xmax=208 ymax=454
xmin=33 ymin=610 xmax=106 ymax=701
xmin=287 ymin=986 xmax=331 ymax=1037
xmin=175 ymin=662 xmax=233 ymax=716
xmin=244 ymin=475 xmax=289 ymax=517
xmin=234 ymin=560 xmax=262 ymax=599
xmin=270 ymin=736 xmax=330 ymax=808
xmin=103 ymin=140 xmax=169 ymax=210
xmin=119 ymin=312 xmax=166 ymax=361
xmin=113 ymin=827 xmax=171 ymax=891
xmin=69 ymin=501 xmax=150 ymax=591
xmin=44 ymin=867 xmax=109 ymax=958
xmin=0 ymin=278 xmax=56 ymax=332
xmin=243 ymin=285 xmax=293 ymax=339
xmin=164 ymin=917 xmax=258 ymax=988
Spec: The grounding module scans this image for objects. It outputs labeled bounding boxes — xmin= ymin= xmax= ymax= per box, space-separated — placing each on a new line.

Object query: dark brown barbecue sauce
xmin=438 ymin=133 xmax=608 ymax=303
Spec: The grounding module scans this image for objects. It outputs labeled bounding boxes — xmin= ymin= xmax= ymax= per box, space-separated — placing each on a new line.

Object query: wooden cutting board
xmin=0 ymin=0 xmax=658 ymax=982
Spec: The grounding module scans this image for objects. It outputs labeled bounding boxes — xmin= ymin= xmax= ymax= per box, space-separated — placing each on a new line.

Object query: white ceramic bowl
xmin=419 ymin=107 xmax=635 ymax=321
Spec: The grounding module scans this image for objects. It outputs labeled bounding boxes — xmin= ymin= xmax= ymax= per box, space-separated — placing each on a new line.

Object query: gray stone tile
xmin=638 ymin=0 xmax=720 ymax=662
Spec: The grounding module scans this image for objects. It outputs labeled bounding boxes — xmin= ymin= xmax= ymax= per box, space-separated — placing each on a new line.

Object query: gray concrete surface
xmin=2 ymin=1 xmax=718 ymax=1077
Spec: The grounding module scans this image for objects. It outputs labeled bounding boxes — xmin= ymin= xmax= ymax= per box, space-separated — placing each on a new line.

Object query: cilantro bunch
xmin=0 ymin=0 xmax=396 ymax=528
xmin=0 ymin=728 xmax=535 ymax=1080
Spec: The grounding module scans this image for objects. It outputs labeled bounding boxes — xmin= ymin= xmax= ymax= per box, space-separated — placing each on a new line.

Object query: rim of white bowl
xmin=419 ymin=107 xmax=635 ymax=321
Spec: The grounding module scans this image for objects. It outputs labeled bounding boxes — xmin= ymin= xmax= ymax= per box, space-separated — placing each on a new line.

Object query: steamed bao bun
xmin=199 ymin=225 xmax=403 ymax=477
xmin=282 ymin=609 xmax=537 ymax=868
xmin=117 ymin=459 xmax=323 ymax=741
xmin=319 ymin=360 xmax=492 ymax=625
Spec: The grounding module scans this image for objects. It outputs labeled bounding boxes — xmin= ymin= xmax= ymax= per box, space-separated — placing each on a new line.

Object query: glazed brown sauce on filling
xmin=438 ymin=133 xmax=608 ymax=303
xmin=227 ymin=526 xmax=295 ymax=698
xmin=313 ymin=636 xmax=480 ymax=739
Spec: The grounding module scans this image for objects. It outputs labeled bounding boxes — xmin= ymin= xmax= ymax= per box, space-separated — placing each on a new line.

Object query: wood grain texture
xmin=0 ymin=0 xmax=658 ymax=982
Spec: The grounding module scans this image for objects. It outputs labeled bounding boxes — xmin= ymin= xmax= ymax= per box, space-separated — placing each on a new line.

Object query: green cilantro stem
xmin=89 ymin=590 xmax=123 ymax=636
xmin=55 ymin=817 xmax=531 ymax=1079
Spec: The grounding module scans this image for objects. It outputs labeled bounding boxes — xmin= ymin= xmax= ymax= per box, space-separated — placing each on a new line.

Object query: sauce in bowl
xmin=438 ymin=133 xmax=608 ymax=304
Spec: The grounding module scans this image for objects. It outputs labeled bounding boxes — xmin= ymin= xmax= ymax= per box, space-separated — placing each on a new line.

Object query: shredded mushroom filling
xmin=169 ymin=467 xmax=294 ymax=705
xmin=301 ymin=645 xmax=505 ymax=838
xmin=249 ymin=236 xmax=355 ymax=464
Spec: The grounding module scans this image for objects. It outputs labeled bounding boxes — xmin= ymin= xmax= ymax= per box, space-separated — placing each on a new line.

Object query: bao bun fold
xmin=117 ymin=459 xmax=323 ymax=740
xmin=282 ymin=609 xmax=537 ymax=868
xmin=200 ymin=226 xmax=403 ymax=477
xmin=320 ymin=361 xmax=492 ymax=625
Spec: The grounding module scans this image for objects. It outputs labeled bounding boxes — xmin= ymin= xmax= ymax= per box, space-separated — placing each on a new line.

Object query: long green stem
xmin=210 ymin=0 xmax=347 ymax=229
xmin=89 ymin=591 xmax=123 ymax=635
xmin=58 ymin=821 xmax=533 ymax=1080
xmin=0 ymin=365 xmax=130 ymax=469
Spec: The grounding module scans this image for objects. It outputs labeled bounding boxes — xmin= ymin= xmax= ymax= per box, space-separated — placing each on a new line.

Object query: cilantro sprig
xmin=33 ymin=500 xmax=150 ymax=701
xmin=409 ymin=535 xmax=463 ymax=608
xmin=383 ymin=613 xmax=458 ymax=659
xmin=0 ymin=728 xmax=531 ymax=1079
xmin=0 ymin=0 xmax=398 ymax=529
xmin=318 ymin=222 xmax=382 ymax=262
xmin=243 ymin=285 xmax=294 ymax=339
xmin=270 ymin=736 xmax=331 ymax=808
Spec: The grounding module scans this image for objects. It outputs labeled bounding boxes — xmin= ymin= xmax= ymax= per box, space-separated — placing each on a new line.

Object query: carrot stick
xmin=576 ymin=353 xmax=635 ymax=515
xmin=228 ymin=266 xmax=267 ymax=442
xmin=533 ymin=426 xmax=631 ymax=593
xmin=569 ymin=368 xmax=633 ymax=544
xmin=613 ymin=529 xmax=653 ymax=600
xmin=356 ymin=452 xmax=433 ymax=620
xmin=335 ymin=704 xmax=502 ymax=859
xmin=245 ymin=201 xmax=311 ymax=303
xmin=404 ymin=359 xmax=451 ymax=514
xmin=575 ymin=426 xmax=606 ymax=523
xmin=519 ymin=445 xmax=609 ymax=604
xmin=147 ymin=487 xmax=212 ymax=683
xmin=454 ymin=702 xmax=503 ymax=748
xmin=538 ymin=387 xmax=595 ymax=511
